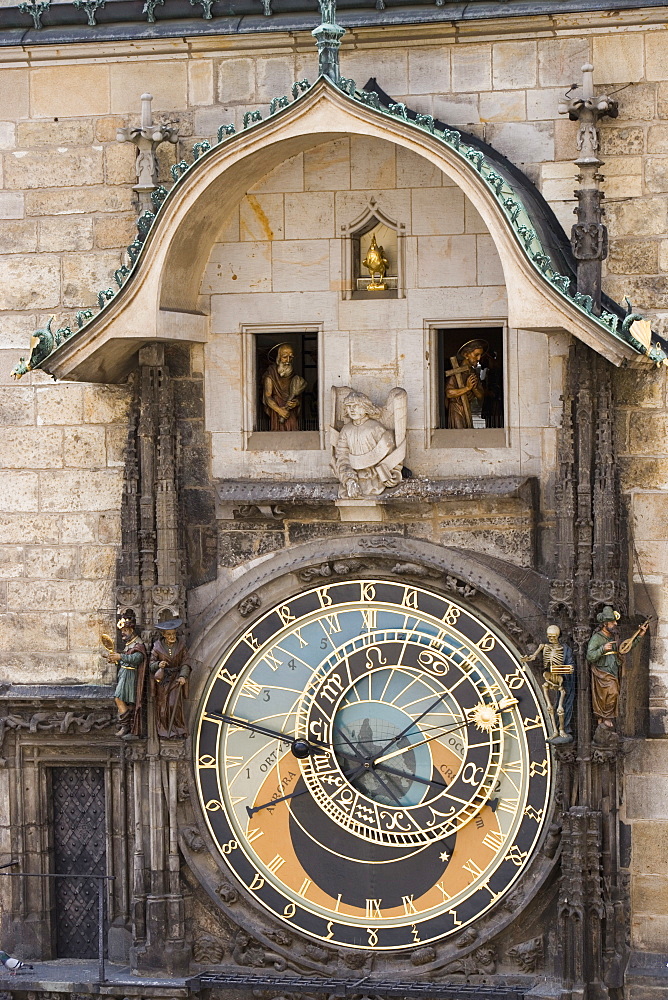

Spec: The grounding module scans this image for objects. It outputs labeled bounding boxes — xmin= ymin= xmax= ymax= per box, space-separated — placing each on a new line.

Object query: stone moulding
xmin=11 ymin=74 xmax=665 ymax=383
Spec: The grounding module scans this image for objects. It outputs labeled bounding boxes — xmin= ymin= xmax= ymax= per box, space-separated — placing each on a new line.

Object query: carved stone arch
xmin=340 ymin=195 xmax=406 ymax=299
xmin=42 ymin=78 xmax=639 ymax=383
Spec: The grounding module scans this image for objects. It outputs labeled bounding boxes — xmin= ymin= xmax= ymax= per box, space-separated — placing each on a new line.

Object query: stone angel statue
xmin=330 ymin=386 xmax=407 ymax=498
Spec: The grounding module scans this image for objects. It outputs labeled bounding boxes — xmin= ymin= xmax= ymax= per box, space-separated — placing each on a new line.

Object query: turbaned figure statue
xmin=330 ymin=386 xmax=407 ymax=498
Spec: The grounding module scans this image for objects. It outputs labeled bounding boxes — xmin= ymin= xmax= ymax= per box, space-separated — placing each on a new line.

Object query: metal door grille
xmin=50 ymin=766 xmax=107 ymax=958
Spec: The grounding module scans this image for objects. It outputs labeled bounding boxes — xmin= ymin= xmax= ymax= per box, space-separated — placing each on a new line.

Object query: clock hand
xmin=374 ymin=720 xmax=473 ymax=765
xmin=372 ymin=691 xmax=451 ymax=760
xmin=335 ymin=727 xmax=404 ymax=806
xmin=247 ymin=761 xmax=368 ymax=817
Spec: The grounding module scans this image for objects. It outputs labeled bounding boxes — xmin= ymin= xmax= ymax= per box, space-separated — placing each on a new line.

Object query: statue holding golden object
xmin=522 ymin=625 xmax=575 ymax=744
xmin=362 ymin=234 xmax=389 ymax=290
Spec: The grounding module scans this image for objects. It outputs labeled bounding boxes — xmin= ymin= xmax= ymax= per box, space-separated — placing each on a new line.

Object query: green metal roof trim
xmin=10 ymin=75 xmax=668 ymax=381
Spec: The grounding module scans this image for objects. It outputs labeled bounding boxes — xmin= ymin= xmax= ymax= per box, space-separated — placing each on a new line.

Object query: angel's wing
xmin=330 ymin=385 xmax=353 ymax=433
xmin=378 ymin=387 xmax=407 ymax=446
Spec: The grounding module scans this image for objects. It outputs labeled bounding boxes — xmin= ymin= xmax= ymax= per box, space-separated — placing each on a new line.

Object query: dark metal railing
xmin=0 ymin=864 xmax=114 ymax=983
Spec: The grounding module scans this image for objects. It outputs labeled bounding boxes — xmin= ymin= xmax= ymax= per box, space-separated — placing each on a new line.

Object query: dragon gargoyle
xmin=11 ymin=315 xmax=56 ymax=380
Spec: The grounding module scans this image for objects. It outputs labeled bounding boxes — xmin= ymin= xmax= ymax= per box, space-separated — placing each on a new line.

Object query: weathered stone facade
xmin=0 ymin=3 xmax=668 ymax=996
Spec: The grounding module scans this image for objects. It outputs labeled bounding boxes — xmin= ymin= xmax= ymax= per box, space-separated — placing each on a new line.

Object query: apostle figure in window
xmin=150 ymin=618 xmax=192 ymax=739
xmin=262 ymin=343 xmax=307 ymax=431
xmin=445 ymin=338 xmax=487 ymax=429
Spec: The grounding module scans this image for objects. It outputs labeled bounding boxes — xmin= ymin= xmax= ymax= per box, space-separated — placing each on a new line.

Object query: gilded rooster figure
xmin=362 ymin=233 xmax=389 ymax=290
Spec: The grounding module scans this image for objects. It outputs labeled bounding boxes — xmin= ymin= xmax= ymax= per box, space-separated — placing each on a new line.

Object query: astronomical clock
xmin=194 ymin=579 xmax=552 ymax=956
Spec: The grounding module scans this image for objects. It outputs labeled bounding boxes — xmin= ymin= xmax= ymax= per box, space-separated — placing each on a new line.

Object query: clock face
xmin=195 ymin=580 xmax=551 ymax=951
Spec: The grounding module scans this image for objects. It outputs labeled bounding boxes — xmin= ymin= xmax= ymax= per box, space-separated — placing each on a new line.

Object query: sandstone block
xmin=202 ymin=240 xmax=271 ymax=294
xmin=604 ymin=273 xmax=668 ymax=311
xmin=95 ymin=115 xmax=127 ymax=143
xmin=284 ymin=192 xmax=334 ymax=240
xmin=59 ymin=513 xmax=99 ymax=544
xmin=83 ymin=384 xmax=132 ymax=425
xmin=477 ymin=234 xmax=504 ymax=285
xmin=646 ymin=32 xmax=668 ymax=82
xmin=0 ymin=386 xmax=33 ymax=424
xmin=250 ymin=152 xmax=304 ymax=193
xmin=109 ymin=60 xmax=187 ymax=114
xmin=69 ymin=580 xmax=110 ymax=612
xmin=0 ymin=255 xmax=59 ymax=310
xmin=631 ymin=875 xmax=668 ymax=916
xmin=218 ymin=57 xmax=255 ymax=105
xmin=239 ymin=193 xmax=284 ymax=242
xmin=408 ymin=47 xmax=450 ymax=96
xmin=25 ymin=185 xmax=134 ymax=217
xmin=38 ymin=469 xmax=123 ymax=513
xmin=93 ymin=214 xmax=136 ymax=250
xmin=631 ymin=913 xmax=668 ymax=953
xmin=632 ymin=493 xmax=668 ymax=540
xmin=4 ymin=147 xmax=104 ymax=190
xmin=62 ymin=250 xmax=123 ymax=308
xmin=0 ymin=192 xmax=24 ymax=221
xmin=0 ymin=220 xmax=37 ymax=253
xmin=97 ymin=511 xmax=121 ymax=543
xmin=648 ymin=124 xmax=668 ymax=153
xmin=79 ymin=544 xmax=117 ymax=579
xmin=600 ymin=126 xmax=644 ymax=155
xmin=492 ymin=40 xmax=536 ymax=90
xmin=304 ymin=138 xmax=350 ymax=191
xmin=396 ymin=146 xmax=443 ymax=188
xmin=603 ymin=175 xmax=642 ymax=198
xmin=465 ymin=199 xmax=488 ymax=234
xmin=480 ymin=91 xmax=526 ymax=123
xmin=340 ymin=47 xmax=408 ymax=96
xmin=104 ymin=141 xmax=136 ymax=185
xmin=659 ymin=240 xmax=668 ymax=271
xmin=17 ymin=119 xmax=95 ymax=148
xmin=256 ymin=56 xmax=295 ymax=104
xmin=0 ymin=612 xmax=68 ymax=652
xmin=0 ymin=471 xmax=38 ymax=512
xmin=618 ymin=83 xmax=656 ymax=122
xmin=538 ymin=37 xmax=589 ymax=87
xmin=629 ymin=412 xmax=668 ymax=454
xmin=593 ymin=33 xmax=643 ymax=85
xmin=0 ymin=122 xmax=15 ymax=150
xmin=451 ymin=44 xmax=491 ymax=93
xmin=23 ymin=546 xmax=77 ymax=580
xmin=39 ymin=216 xmax=93 ymax=252
xmin=607 ymin=196 xmax=668 ymax=237
xmin=658 ymin=82 xmax=668 ymax=119
xmin=63 ymin=426 xmax=107 ymax=468
xmin=350 ymin=135 xmax=396 ymax=190
xmin=411 ymin=186 xmax=464 ymax=235
xmin=272 ymin=239 xmax=330 ymax=293
xmin=0 ymin=513 xmax=59 ymax=546
xmin=614 ymin=366 xmax=664 ymax=408
xmin=526 ymin=88 xmax=564 ymax=122
xmin=188 ymin=58 xmax=214 ymax=106
xmin=630 ymin=820 xmax=668 ymax=874
xmin=0 ymin=69 xmax=29 ymax=120
xmin=620 ymin=457 xmax=668 ymax=492
xmin=194 ymin=105 xmax=242 ymax=138
xmin=0 ymin=426 xmax=63 ymax=469
xmin=36 ymin=385 xmax=84 ymax=426
xmin=432 ymin=93 xmax=479 ymax=125
xmin=0 ymin=547 xmax=24 ymax=580
xmin=68 ymin=612 xmax=102 ymax=651
xmin=645 ymin=157 xmax=668 ymax=193
xmin=31 ymin=65 xmax=110 ymax=118
xmin=607 ymin=239 xmax=658 ymax=274
xmin=417 ymin=234 xmax=476 ymax=287
xmin=487 ymin=121 xmax=554 ymax=164
xmin=553 ymin=118 xmax=580 ymax=161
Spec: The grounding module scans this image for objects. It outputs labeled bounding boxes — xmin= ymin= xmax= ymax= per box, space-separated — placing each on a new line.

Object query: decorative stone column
xmin=558 ymin=64 xmax=618 ymax=315
xmin=312 ymin=0 xmax=345 ymax=86
xmin=116 ymin=93 xmax=179 ymax=214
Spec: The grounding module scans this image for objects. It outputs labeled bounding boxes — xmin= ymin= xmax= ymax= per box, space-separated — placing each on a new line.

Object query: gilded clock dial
xmin=195 ymin=580 xmax=551 ymax=951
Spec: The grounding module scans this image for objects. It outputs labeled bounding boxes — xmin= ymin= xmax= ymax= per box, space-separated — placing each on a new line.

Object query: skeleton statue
xmin=330 ymin=386 xmax=407 ymax=498
xmin=522 ymin=625 xmax=575 ymax=744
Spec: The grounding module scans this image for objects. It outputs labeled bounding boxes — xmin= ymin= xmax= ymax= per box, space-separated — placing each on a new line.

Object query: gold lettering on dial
xmin=366 ymin=899 xmax=382 ymax=918
xmin=298 ymin=878 xmax=312 ymax=898
xmin=267 ymin=854 xmax=286 ymax=874
xmin=402 ymin=895 xmax=418 ymax=916
xmin=240 ymin=678 xmax=262 ymax=698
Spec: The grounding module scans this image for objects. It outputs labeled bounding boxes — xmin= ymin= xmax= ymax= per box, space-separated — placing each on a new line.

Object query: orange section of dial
xmin=244 ymin=749 xmax=504 ymax=921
